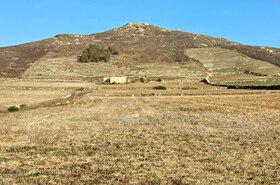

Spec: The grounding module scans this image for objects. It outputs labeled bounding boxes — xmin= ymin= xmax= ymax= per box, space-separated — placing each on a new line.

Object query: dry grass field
xmin=0 ymin=80 xmax=279 ymax=184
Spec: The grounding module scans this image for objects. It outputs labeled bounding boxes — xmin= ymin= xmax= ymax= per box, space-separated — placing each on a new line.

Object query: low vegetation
xmin=7 ymin=106 xmax=20 ymax=112
xmin=140 ymin=77 xmax=145 ymax=83
xmin=106 ymin=46 xmax=119 ymax=55
xmin=20 ymin=103 xmax=27 ymax=108
xmin=156 ymin=78 xmax=162 ymax=82
xmin=202 ymin=78 xmax=280 ymax=89
xmin=7 ymin=103 xmax=28 ymax=112
xmin=78 ymin=44 xmax=118 ymax=63
xmin=224 ymin=80 xmax=280 ymax=87
xmin=153 ymin=85 xmax=167 ymax=90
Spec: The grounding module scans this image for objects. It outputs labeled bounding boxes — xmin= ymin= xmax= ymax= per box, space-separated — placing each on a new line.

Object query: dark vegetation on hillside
xmin=78 ymin=45 xmax=118 ymax=63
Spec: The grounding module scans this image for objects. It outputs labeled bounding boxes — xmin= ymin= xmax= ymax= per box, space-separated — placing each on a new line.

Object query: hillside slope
xmin=1 ymin=23 xmax=280 ymax=81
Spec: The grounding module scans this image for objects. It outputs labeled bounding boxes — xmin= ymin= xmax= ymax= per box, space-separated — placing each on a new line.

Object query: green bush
xmin=78 ymin=44 xmax=118 ymax=63
xmin=153 ymin=85 xmax=167 ymax=90
xmin=8 ymin=106 xmax=20 ymax=112
xmin=140 ymin=77 xmax=145 ymax=83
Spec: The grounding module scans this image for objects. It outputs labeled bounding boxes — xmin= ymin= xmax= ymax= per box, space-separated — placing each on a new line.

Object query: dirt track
xmin=0 ymin=80 xmax=279 ymax=184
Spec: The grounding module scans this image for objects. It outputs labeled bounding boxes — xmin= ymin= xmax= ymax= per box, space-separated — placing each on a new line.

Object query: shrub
xmin=81 ymin=44 xmax=110 ymax=63
xmin=140 ymin=77 xmax=145 ymax=83
xmin=153 ymin=85 xmax=167 ymax=90
xmin=106 ymin=46 xmax=119 ymax=55
xmin=156 ymin=78 xmax=162 ymax=82
xmin=20 ymin=103 xmax=27 ymax=108
xmin=78 ymin=44 xmax=119 ymax=63
xmin=8 ymin=106 xmax=20 ymax=112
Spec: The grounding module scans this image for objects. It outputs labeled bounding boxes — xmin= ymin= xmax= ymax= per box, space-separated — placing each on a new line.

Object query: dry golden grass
xmin=0 ymin=81 xmax=280 ymax=184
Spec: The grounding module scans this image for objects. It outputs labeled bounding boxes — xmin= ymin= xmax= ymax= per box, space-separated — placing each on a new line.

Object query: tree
xmin=78 ymin=44 xmax=118 ymax=63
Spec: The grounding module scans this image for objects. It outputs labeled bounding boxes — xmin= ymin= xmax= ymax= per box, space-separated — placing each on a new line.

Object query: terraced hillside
xmin=1 ymin=23 xmax=280 ymax=84
xmin=186 ymin=48 xmax=280 ymax=85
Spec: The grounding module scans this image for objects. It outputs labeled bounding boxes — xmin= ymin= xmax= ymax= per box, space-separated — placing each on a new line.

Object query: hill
xmin=1 ymin=23 xmax=280 ymax=84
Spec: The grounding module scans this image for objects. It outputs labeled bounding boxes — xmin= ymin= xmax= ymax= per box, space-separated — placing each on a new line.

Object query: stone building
xmin=103 ymin=77 xmax=127 ymax=84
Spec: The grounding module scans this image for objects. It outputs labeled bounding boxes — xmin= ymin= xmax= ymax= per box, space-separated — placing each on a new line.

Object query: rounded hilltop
xmin=114 ymin=22 xmax=169 ymax=33
xmin=125 ymin=22 xmax=150 ymax=27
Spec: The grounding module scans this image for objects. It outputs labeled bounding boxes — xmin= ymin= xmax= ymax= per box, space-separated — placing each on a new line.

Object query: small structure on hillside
xmin=103 ymin=77 xmax=127 ymax=84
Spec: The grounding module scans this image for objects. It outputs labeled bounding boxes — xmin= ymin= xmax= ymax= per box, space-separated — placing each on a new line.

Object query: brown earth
xmin=1 ymin=23 xmax=280 ymax=81
xmin=0 ymin=80 xmax=279 ymax=184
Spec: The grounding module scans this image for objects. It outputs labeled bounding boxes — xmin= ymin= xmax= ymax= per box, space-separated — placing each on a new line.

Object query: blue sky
xmin=0 ymin=0 xmax=279 ymax=48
